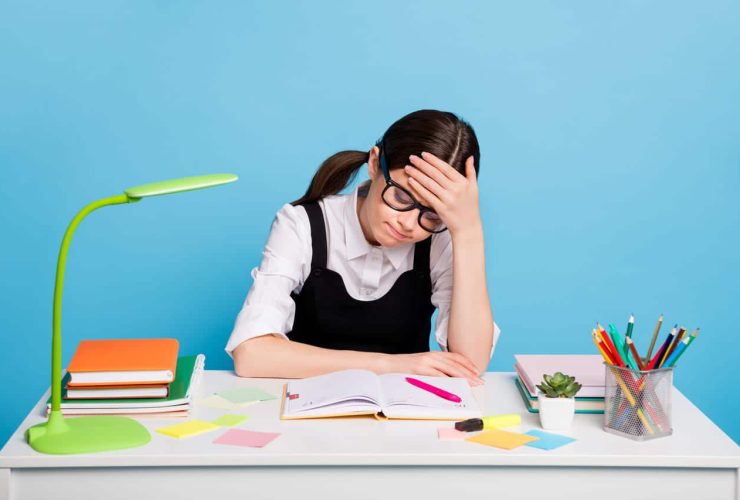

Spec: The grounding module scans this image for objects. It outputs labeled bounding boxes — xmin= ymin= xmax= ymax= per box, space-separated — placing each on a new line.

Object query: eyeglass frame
xmin=377 ymin=141 xmax=447 ymax=234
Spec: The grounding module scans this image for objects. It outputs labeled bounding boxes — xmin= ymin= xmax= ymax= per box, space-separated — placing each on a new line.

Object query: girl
xmin=226 ymin=110 xmax=499 ymax=385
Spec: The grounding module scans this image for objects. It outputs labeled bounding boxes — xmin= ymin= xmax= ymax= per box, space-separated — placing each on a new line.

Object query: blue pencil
xmin=667 ymin=328 xmax=699 ymax=367
xmin=664 ymin=337 xmax=689 ymax=367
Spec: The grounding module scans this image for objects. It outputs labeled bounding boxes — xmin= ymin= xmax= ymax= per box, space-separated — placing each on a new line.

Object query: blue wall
xmin=1 ymin=1 xmax=738 ymax=445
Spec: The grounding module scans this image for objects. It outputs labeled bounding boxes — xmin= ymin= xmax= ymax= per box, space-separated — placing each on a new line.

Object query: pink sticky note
xmin=213 ymin=428 xmax=281 ymax=448
xmin=438 ymin=427 xmax=467 ymax=441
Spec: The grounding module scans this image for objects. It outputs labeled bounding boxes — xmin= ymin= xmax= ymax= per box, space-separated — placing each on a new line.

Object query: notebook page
xmin=377 ymin=373 xmax=480 ymax=419
xmin=284 ymin=369 xmax=382 ymax=416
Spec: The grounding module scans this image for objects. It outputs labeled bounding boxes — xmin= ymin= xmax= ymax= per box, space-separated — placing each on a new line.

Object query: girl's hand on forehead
xmin=404 ymin=152 xmax=481 ymax=236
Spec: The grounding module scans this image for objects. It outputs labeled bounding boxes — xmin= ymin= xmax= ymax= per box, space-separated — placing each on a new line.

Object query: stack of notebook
xmin=48 ymin=338 xmax=204 ymax=417
xmin=514 ymin=354 xmax=606 ymax=414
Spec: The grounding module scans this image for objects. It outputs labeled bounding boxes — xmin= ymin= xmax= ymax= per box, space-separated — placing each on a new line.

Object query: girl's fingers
xmin=420 ymin=151 xmax=464 ymax=182
xmin=404 ymin=166 xmax=449 ymax=202
xmin=465 ymin=156 xmax=477 ymax=181
xmin=408 ymin=155 xmax=453 ymax=187
xmin=436 ymin=355 xmax=481 ymax=382
xmin=434 ymin=361 xmax=477 ymax=383
xmin=446 ymin=352 xmax=481 ymax=376
xmin=418 ymin=367 xmax=448 ymax=378
xmin=407 ymin=176 xmax=442 ymax=209
xmin=440 ymin=354 xmax=484 ymax=385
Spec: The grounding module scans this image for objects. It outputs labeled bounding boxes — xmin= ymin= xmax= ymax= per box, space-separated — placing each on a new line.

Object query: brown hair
xmin=292 ymin=109 xmax=480 ymax=206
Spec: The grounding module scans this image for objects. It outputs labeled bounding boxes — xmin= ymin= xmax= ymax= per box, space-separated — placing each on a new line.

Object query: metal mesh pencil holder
xmin=603 ymin=363 xmax=673 ymax=441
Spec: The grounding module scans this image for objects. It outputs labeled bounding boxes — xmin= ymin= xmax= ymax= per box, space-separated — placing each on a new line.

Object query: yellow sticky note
xmin=157 ymin=420 xmax=220 ymax=439
xmin=466 ymin=429 xmax=539 ymax=450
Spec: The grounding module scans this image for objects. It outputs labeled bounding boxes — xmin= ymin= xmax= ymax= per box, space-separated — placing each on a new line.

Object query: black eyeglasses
xmin=378 ymin=142 xmax=447 ymax=234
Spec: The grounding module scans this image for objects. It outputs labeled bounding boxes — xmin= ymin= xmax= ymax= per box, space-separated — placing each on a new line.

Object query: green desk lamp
xmin=26 ymin=173 xmax=238 ymax=454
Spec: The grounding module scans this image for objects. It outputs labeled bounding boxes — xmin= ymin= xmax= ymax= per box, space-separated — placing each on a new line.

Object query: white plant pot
xmin=538 ymin=395 xmax=575 ymax=431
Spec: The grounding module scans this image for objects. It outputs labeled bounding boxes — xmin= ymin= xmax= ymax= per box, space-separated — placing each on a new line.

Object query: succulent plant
xmin=536 ymin=372 xmax=582 ymax=398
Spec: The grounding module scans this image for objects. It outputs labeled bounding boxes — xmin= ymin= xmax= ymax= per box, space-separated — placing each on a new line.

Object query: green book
xmin=47 ymin=354 xmax=204 ymax=411
xmin=515 ymin=377 xmax=604 ymax=414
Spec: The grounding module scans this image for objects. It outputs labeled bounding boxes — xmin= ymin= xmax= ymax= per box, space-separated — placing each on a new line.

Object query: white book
xmin=65 ymin=385 xmax=169 ymax=399
xmin=280 ymin=369 xmax=481 ymax=421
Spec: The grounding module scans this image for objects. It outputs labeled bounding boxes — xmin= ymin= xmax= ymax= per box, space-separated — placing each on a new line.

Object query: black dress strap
xmin=412 ymin=236 xmax=432 ymax=275
xmin=302 ymin=201 xmax=328 ymax=269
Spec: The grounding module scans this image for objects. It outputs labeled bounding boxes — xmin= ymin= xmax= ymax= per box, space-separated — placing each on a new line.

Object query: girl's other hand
xmin=380 ymin=351 xmax=485 ymax=386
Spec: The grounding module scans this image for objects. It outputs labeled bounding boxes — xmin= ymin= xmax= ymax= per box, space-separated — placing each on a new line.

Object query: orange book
xmin=67 ymin=338 xmax=179 ymax=386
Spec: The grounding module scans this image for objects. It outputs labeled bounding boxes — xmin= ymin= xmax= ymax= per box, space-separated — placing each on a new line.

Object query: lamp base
xmin=26 ymin=411 xmax=151 ymax=455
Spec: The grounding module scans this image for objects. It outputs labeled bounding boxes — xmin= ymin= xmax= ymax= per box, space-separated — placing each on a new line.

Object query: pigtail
xmin=291 ymin=150 xmax=369 ymax=206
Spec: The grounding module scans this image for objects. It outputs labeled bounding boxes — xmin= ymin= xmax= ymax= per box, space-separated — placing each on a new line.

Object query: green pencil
xmin=626 ymin=313 xmax=635 ymax=338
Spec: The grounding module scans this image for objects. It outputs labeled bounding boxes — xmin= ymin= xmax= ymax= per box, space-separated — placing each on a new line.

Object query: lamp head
xmin=124 ymin=173 xmax=238 ymax=200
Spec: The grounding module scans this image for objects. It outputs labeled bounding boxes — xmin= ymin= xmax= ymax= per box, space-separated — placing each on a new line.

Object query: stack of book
xmin=514 ymin=354 xmax=605 ymax=414
xmin=48 ymin=338 xmax=204 ymax=417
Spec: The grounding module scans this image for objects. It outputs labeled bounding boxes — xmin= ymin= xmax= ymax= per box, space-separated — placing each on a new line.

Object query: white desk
xmin=1 ymin=371 xmax=738 ymax=500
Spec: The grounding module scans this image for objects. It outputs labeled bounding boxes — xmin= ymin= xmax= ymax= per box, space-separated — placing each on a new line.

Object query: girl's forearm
xmin=446 ymin=224 xmax=494 ymax=373
xmin=232 ymin=335 xmax=389 ymax=378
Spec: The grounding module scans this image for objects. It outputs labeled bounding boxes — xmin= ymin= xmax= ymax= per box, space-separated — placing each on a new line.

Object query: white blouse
xmin=225 ymin=183 xmax=500 ymax=357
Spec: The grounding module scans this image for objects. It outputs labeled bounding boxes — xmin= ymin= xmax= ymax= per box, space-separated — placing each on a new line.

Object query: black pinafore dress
xmin=288 ymin=201 xmax=435 ymax=354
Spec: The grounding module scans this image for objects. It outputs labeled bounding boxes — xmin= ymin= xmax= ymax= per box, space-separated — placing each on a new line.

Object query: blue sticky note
xmin=524 ymin=429 xmax=576 ymax=450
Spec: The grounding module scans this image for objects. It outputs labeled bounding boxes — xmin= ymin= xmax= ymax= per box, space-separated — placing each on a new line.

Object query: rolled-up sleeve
xmin=225 ymin=204 xmax=311 ymax=357
xmin=429 ymin=234 xmax=501 ymax=359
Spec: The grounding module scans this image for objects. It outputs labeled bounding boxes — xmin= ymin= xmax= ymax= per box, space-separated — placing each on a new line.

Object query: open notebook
xmin=280 ymin=369 xmax=481 ymax=420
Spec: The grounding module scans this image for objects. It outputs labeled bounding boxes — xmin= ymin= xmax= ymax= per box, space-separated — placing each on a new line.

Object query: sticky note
xmin=157 ymin=420 xmax=220 ymax=439
xmin=213 ymin=429 xmax=281 ymax=448
xmin=438 ymin=428 xmax=467 ymax=441
xmin=465 ymin=429 xmax=539 ymax=450
xmin=213 ymin=414 xmax=249 ymax=427
xmin=524 ymin=429 xmax=576 ymax=450
xmin=217 ymin=387 xmax=278 ymax=405
xmin=197 ymin=395 xmax=239 ymax=410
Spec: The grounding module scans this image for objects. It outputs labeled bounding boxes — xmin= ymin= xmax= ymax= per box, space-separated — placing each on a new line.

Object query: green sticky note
xmin=198 ymin=395 xmax=239 ymax=410
xmin=217 ymin=387 xmax=277 ymax=405
xmin=213 ymin=414 xmax=249 ymax=427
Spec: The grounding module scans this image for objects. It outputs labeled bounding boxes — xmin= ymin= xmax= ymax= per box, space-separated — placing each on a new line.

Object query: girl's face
xmin=357 ymin=146 xmax=432 ymax=248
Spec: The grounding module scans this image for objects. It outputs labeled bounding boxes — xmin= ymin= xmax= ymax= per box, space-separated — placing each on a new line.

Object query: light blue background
xmin=1 ymin=1 xmax=738 ymax=446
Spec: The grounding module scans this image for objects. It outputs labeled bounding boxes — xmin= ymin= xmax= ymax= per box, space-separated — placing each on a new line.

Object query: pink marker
xmin=405 ymin=377 xmax=462 ymax=403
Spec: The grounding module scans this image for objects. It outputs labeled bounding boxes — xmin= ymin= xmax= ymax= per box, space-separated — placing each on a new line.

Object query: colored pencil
xmin=597 ymin=324 xmax=625 ymax=366
xmin=664 ymin=326 xmax=686 ymax=360
xmin=658 ymin=325 xmax=680 ymax=368
xmin=637 ymin=408 xmax=655 ymax=435
xmin=626 ymin=313 xmax=635 ymax=338
xmin=664 ymin=337 xmax=689 ymax=367
xmin=592 ymin=332 xmax=616 ymax=365
xmin=608 ymin=323 xmax=628 ymax=364
xmin=591 ymin=333 xmax=637 ymax=406
xmin=645 ymin=314 xmax=663 ymax=364
xmin=647 ymin=326 xmax=676 ymax=370
xmin=625 ymin=337 xmax=645 ymax=370
xmin=687 ymin=327 xmax=700 ymax=345
xmin=668 ymin=329 xmax=699 ymax=367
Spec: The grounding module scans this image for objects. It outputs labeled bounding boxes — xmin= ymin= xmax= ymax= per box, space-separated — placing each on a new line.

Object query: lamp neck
xmin=50 ymin=194 xmax=135 ymax=412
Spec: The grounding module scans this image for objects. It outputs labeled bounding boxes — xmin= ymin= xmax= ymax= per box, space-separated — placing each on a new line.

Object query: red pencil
xmin=592 ymin=332 xmax=617 ymax=365
xmin=597 ymin=323 xmax=626 ymax=367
